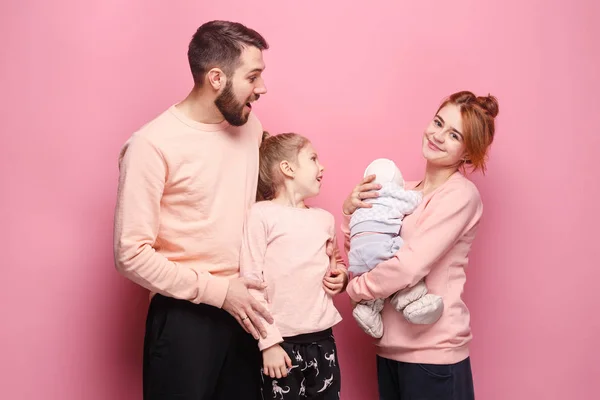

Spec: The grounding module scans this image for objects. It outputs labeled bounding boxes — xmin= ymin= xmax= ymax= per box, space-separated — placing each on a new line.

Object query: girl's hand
xmin=262 ymin=344 xmax=293 ymax=379
xmin=342 ymin=174 xmax=381 ymax=215
xmin=323 ymin=268 xmax=348 ymax=295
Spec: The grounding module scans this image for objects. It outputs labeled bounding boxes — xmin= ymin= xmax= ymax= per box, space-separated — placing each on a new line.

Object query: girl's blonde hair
xmin=257 ymin=131 xmax=310 ymax=201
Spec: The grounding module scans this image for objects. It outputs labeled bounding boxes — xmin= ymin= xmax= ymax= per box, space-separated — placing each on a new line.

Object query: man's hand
xmin=262 ymin=344 xmax=292 ymax=379
xmin=222 ymin=277 xmax=274 ymax=340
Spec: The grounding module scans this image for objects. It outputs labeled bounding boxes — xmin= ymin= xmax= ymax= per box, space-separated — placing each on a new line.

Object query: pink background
xmin=2 ymin=0 xmax=599 ymax=399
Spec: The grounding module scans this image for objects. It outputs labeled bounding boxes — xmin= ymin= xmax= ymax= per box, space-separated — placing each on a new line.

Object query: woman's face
xmin=422 ymin=103 xmax=468 ymax=168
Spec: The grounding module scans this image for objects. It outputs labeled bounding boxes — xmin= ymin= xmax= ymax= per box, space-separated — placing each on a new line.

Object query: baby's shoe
xmin=352 ymin=298 xmax=385 ymax=338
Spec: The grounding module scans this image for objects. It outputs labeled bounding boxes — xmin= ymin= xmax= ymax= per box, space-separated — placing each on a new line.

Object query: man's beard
xmin=215 ymin=80 xmax=256 ymax=126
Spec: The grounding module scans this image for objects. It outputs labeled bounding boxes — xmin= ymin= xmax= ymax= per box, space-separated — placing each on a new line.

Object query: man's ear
xmin=279 ymin=160 xmax=295 ymax=178
xmin=206 ymin=68 xmax=226 ymax=91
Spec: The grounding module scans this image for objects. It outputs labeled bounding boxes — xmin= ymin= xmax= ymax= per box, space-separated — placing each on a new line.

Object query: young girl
xmin=343 ymin=91 xmax=499 ymax=400
xmin=240 ymin=132 xmax=348 ymax=400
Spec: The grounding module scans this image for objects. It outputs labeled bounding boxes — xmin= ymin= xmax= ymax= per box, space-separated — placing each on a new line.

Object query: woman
xmin=342 ymin=91 xmax=499 ymax=399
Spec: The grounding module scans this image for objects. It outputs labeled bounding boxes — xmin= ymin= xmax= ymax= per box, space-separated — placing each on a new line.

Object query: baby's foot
xmin=352 ymin=299 xmax=385 ymax=338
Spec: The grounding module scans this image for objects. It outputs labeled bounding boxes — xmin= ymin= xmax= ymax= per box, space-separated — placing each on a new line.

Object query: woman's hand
xmin=342 ymin=175 xmax=382 ymax=215
xmin=323 ymin=268 xmax=348 ymax=295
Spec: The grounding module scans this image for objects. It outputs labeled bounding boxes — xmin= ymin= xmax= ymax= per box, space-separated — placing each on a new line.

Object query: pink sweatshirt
xmin=113 ymin=105 xmax=262 ymax=308
xmin=240 ymin=201 xmax=346 ymax=351
xmin=344 ymin=172 xmax=483 ymax=365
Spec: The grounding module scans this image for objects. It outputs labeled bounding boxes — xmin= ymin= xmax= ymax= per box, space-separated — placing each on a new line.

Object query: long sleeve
xmin=332 ymin=233 xmax=347 ymax=272
xmin=346 ymin=184 xmax=482 ymax=302
xmin=239 ymin=207 xmax=284 ymax=351
xmin=341 ymin=213 xmax=352 ymax=255
xmin=113 ymin=136 xmax=229 ymax=307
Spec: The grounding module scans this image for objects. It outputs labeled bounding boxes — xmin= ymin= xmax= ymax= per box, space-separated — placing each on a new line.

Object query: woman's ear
xmin=461 ymin=151 xmax=472 ymax=164
xmin=279 ymin=160 xmax=295 ymax=178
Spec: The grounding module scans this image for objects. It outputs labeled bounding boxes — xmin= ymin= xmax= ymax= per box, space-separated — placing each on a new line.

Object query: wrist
xmin=261 ymin=340 xmax=284 ymax=352
xmin=342 ymin=200 xmax=355 ymax=216
xmin=341 ymin=270 xmax=349 ymax=291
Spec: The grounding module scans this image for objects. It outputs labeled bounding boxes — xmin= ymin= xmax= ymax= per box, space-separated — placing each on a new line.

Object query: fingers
xmin=361 ymin=174 xmax=377 ymax=184
xmin=323 ymin=281 xmax=343 ymax=292
xmin=358 ymin=190 xmax=380 ymax=200
xmin=357 ymin=182 xmax=381 ymax=194
xmin=285 ymin=353 xmax=292 ymax=368
xmin=235 ymin=315 xmax=252 ymax=335
xmin=355 ymin=200 xmax=373 ymax=210
xmin=351 ymin=193 xmax=376 ymax=210
xmin=279 ymin=364 xmax=289 ymax=378
xmin=241 ymin=279 xmax=274 ymax=325
xmin=241 ymin=312 xmax=260 ymax=340
xmin=343 ymin=177 xmax=381 ymax=215
xmin=323 ymin=277 xmax=343 ymax=295
xmin=270 ymin=363 xmax=282 ymax=379
xmin=263 ymin=363 xmax=272 ymax=378
xmin=243 ymin=278 xmax=267 ymax=290
xmin=264 ymin=365 xmax=288 ymax=379
xmin=324 ymin=271 xmax=345 ymax=284
xmin=251 ymin=298 xmax=274 ymax=324
xmin=323 ymin=286 xmax=336 ymax=296
xmin=243 ymin=305 xmax=267 ymax=339
xmin=323 ymin=275 xmax=343 ymax=285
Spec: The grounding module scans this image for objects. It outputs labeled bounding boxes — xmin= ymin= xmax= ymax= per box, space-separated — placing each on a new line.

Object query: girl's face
xmin=292 ymin=142 xmax=324 ymax=199
xmin=422 ymin=103 xmax=468 ymax=168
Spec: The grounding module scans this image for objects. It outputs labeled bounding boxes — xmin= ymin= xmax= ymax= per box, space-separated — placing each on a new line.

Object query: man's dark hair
xmin=188 ymin=20 xmax=269 ymax=86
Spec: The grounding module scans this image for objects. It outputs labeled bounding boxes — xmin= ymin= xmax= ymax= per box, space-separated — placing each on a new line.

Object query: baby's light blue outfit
xmin=348 ymin=183 xmax=422 ymax=276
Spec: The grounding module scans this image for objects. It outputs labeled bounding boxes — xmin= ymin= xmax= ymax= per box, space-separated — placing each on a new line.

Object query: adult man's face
xmin=215 ymin=46 xmax=267 ymax=126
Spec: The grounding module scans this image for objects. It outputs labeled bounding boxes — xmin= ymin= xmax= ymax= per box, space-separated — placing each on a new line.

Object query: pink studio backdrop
xmin=2 ymin=1 xmax=599 ymax=399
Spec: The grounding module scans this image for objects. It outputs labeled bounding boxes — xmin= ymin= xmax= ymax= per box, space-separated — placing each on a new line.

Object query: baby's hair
xmin=257 ymin=131 xmax=310 ymax=201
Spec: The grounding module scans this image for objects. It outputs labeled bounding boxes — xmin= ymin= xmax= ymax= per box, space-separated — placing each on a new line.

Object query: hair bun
xmin=477 ymin=95 xmax=499 ymax=118
xmin=261 ymin=130 xmax=271 ymax=142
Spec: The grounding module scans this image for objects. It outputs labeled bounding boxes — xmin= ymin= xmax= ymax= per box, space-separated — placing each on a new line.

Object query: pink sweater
xmin=240 ymin=201 xmax=346 ymax=351
xmin=344 ymin=172 xmax=483 ymax=365
xmin=113 ymin=106 xmax=262 ymax=308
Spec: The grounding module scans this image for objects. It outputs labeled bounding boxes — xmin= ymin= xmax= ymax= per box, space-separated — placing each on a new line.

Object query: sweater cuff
xmin=200 ymin=276 xmax=230 ymax=308
xmin=258 ymin=331 xmax=284 ymax=351
xmin=346 ymin=278 xmax=362 ymax=303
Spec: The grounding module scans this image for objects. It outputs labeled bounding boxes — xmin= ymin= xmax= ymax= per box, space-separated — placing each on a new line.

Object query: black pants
xmin=377 ymin=356 xmax=475 ymax=400
xmin=143 ymin=294 xmax=262 ymax=400
xmin=261 ymin=329 xmax=341 ymax=400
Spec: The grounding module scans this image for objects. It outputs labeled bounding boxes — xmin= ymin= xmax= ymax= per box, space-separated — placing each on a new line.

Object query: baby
xmin=348 ymin=158 xmax=444 ymax=338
